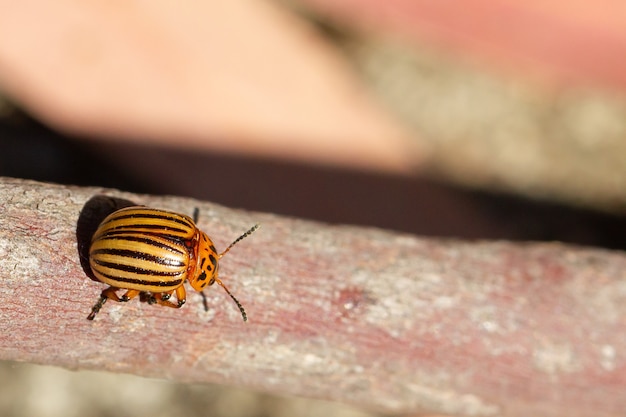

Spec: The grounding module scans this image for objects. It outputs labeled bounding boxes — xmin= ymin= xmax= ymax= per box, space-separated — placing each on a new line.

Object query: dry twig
xmin=0 ymin=177 xmax=625 ymax=417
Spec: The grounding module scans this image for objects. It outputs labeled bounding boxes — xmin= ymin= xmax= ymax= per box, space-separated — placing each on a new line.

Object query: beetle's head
xmin=189 ymin=231 xmax=219 ymax=293
xmin=189 ymin=226 xmax=260 ymax=322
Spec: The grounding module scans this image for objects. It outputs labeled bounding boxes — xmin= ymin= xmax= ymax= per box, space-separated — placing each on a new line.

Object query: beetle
xmin=86 ymin=206 xmax=258 ymax=321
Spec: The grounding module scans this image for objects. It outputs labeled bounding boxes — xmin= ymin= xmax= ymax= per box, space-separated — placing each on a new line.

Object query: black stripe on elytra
xmin=209 ymin=254 xmax=217 ymax=268
xmin=104 ymin=223 xmax=190 ymax=235
xmin=92 ymin=259 xmax=184 ymax=275
xmin=106 ymin=212 xmax=194 ymax=228
xmin=95 ymin=270 xmax=184 ymax=287
xmin=100 ymin=229 xmax=189 ymax=243
xmin=96 ymin=235 xmax=186 ymax=255
xmin=91 ymin=248 xmax=186 ymax=267
xmin=98 ymin=226 xmax=191 ymax=246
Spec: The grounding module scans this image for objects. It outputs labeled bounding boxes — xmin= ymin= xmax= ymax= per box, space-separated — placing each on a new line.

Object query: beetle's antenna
xmin=215 ymin=278 xmax=247 ymax=322
xmin=213 ymin=224 xmax=257 ymax=321
xmin=219 ymin=224 xmax=260 ymax=258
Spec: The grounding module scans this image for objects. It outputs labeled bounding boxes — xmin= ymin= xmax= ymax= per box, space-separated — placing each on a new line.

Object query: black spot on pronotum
xmin=203 ymin=256 xmax=213 ymax=272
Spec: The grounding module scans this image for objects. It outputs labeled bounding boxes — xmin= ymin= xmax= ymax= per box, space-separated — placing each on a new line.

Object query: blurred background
xmin=1 ymin=0 xmax=626 ymax=416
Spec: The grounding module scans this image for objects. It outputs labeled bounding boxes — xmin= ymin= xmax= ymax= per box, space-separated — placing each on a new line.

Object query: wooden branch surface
xmin=1 ymin=177 xmax=625 ymax=417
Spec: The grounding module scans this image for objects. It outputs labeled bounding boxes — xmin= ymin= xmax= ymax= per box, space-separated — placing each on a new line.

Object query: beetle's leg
xmin=193 ymin=207 xmax=199 ymax=223
xmin=88 ymin=295 xmax=107 ymax=320
xmin=174 ymin=285 xmax=187 ymax=307
xmin=154 ymin=286 xmax=187 ymax=308
xmin=140 ymin=292 xmax=157 ymax=304
xmin=87 ymin=286 xmax=122 ymax=320
xmin=200 ymin=291 xmax=209 ymax=312
xmin=153 ymin=291 xmax=173 ymax=307
xmin=119 ymin=289 xmax=141 ymax=302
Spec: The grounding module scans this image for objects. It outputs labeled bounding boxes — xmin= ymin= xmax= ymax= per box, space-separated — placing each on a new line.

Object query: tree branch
xmin=0 ymin=177 xmax=625 ymax=417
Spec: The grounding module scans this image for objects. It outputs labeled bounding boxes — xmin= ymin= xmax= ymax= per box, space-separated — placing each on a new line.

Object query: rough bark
xmin=0 ymin=177 xmax=625 ymax=417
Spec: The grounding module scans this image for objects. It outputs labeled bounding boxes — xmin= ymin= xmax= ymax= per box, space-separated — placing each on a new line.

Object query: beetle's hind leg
xmin=88 ymin=294 xmax=107 ymax=320
xmin=154 ymin=286 xmax=187 ymax=309
xmin=88 ymin=287 xmax=118 ymax=320
xmin=116 ymin=289 xmax=140 ymax=303
xmin=87 ymin=287 xmax=142 ymax=320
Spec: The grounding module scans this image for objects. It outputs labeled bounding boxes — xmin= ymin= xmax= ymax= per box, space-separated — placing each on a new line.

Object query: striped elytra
xmin=87 ymin=206 xmax=259 ymax=321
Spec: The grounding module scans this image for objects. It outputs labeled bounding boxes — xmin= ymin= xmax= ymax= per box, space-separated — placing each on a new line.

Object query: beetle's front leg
xmin=154 ymin=286 xmax=187 ymax=308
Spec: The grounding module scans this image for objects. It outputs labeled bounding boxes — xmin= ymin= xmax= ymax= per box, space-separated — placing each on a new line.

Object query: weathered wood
xmin=0 ymin=177 xmax=625 ymax=417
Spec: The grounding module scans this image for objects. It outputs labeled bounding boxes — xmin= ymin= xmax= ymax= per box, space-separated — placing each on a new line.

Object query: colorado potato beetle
xmin=87 ymin=206 xmax=258 ymax=321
